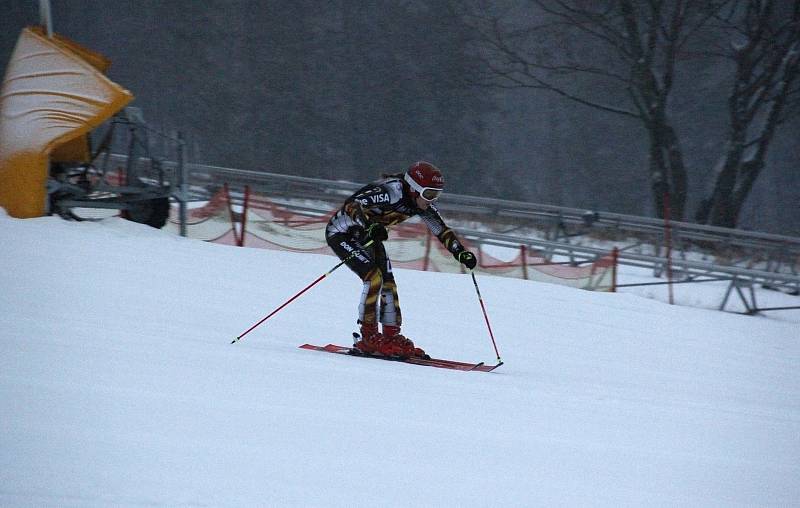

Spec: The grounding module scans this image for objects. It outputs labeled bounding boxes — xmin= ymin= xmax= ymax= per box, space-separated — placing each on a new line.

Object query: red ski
xmin=299 ymin=343 xmax=502 ymax=372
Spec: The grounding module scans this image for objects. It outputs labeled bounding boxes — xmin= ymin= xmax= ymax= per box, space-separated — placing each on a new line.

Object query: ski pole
xmin=232 ymin=240 xmax=373 ymax=344
xmin=470 ymin=271 xmax=502 ymax=362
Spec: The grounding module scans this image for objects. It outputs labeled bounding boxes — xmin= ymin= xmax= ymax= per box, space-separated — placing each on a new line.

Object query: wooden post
xmin=240 ymin=185 xmax=250 ymax=247
xmin=663 ymin=192 xmax=674 ymax=305
xmin=611 ymin=247 xmax=619 ymax=292
xmin=520 ymin=245 xmax=529 ymax=280
xmin=422 ymin=230 xmax=432 ymax=271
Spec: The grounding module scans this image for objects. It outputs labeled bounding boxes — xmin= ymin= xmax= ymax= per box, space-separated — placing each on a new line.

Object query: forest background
xmin=2 ymin=1 xmax=798 ymax=235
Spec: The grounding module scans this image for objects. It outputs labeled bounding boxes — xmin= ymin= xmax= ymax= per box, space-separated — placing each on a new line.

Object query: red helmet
xmin=404 ymin=161 xmax=444 ymax=201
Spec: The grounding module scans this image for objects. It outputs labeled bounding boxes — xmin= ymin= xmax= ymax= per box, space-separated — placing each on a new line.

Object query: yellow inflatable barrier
xmin=0 ymin=27 xmax=133 ymax=218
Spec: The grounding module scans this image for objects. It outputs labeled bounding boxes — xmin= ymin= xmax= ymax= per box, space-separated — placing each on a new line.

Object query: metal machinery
xmin=47 ymin=107 xmax=186 ymax=229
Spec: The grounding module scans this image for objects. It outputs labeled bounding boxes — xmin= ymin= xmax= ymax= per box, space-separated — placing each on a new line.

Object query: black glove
xmin=457 ymin=250 xmax=477 ymax=270
xmin=365 ymin=222 xmax=388 ymax=242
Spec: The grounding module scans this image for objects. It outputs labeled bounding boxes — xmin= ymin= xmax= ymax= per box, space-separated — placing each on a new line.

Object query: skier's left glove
xmin=365 ymin=222 xmax=388 ymax=243
xmin=457 ymin=250 xmax=477 ymax=270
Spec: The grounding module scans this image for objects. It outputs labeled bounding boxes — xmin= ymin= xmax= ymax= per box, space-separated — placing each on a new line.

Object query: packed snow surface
xmin=1 ymin=213 xmax=799 ymax=506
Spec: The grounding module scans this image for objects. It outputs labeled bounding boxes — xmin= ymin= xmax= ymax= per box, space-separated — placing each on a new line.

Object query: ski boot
xmin=353 ymin=322 xmax=383 ymax=355
xmin=382 ymin=325 xmax=428 ymax=359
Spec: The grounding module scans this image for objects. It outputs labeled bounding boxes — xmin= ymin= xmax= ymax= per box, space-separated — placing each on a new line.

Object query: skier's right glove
xmin=365 ymin=223 xmax=388 ymax=243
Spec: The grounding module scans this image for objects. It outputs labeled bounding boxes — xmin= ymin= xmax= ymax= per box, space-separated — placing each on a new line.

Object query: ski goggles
xmin=404 ymin=173 xmax=443 ymax=202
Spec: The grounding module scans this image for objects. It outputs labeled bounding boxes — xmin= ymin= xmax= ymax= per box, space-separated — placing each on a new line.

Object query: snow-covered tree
xmin=461 ymin=0 xmax=729 ymax=220
xmin=695 ymin=0 xmax=800 ymax=228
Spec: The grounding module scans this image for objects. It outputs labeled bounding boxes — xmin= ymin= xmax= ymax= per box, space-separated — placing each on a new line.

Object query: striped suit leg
xmin=379 ymin=276 xmax=402 ymax=327
xmin=359 ymin=267 xmax=383 ymax=325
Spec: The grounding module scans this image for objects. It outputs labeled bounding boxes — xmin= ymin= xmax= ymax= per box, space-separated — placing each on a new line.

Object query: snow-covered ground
xmin=1 ymin=210 xmax=799 ymax=506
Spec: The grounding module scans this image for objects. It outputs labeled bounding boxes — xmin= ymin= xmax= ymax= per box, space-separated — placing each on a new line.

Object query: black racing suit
xmin=325 ymin=175 xmax=468 ymax=327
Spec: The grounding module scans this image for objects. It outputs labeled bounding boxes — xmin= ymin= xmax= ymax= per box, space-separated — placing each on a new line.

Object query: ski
xmin=299 ymin=343 xmax=503 ymax=372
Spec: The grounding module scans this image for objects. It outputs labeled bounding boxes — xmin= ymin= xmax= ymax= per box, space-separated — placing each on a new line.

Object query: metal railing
xmin=190 ymin=163 xmax=799 ymax=263
xmin=115 ymin=158 xmax=799 ymax=313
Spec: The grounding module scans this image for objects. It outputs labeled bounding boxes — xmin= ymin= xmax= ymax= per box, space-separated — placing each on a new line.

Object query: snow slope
xmin=1 ymin=212 xmax=799 ymax=506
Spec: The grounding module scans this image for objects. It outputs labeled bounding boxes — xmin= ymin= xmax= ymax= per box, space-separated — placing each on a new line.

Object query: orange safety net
xmin=166 ymin=189 xmax=617 ymax=291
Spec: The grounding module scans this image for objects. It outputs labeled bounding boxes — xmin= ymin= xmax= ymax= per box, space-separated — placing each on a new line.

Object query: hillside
xmin=1 ymin=211 xmax=798 ymax=506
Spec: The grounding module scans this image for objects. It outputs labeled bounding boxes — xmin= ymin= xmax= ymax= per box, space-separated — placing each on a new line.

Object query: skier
xmin=325 ymin=161 xmax=477 ymax=358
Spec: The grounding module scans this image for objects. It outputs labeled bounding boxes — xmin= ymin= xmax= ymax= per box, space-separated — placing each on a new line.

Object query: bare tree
xmin=695 ymin=0 xmax=800 ymax=228
xmin=462 ymin=0 xmax=728 ymax=220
